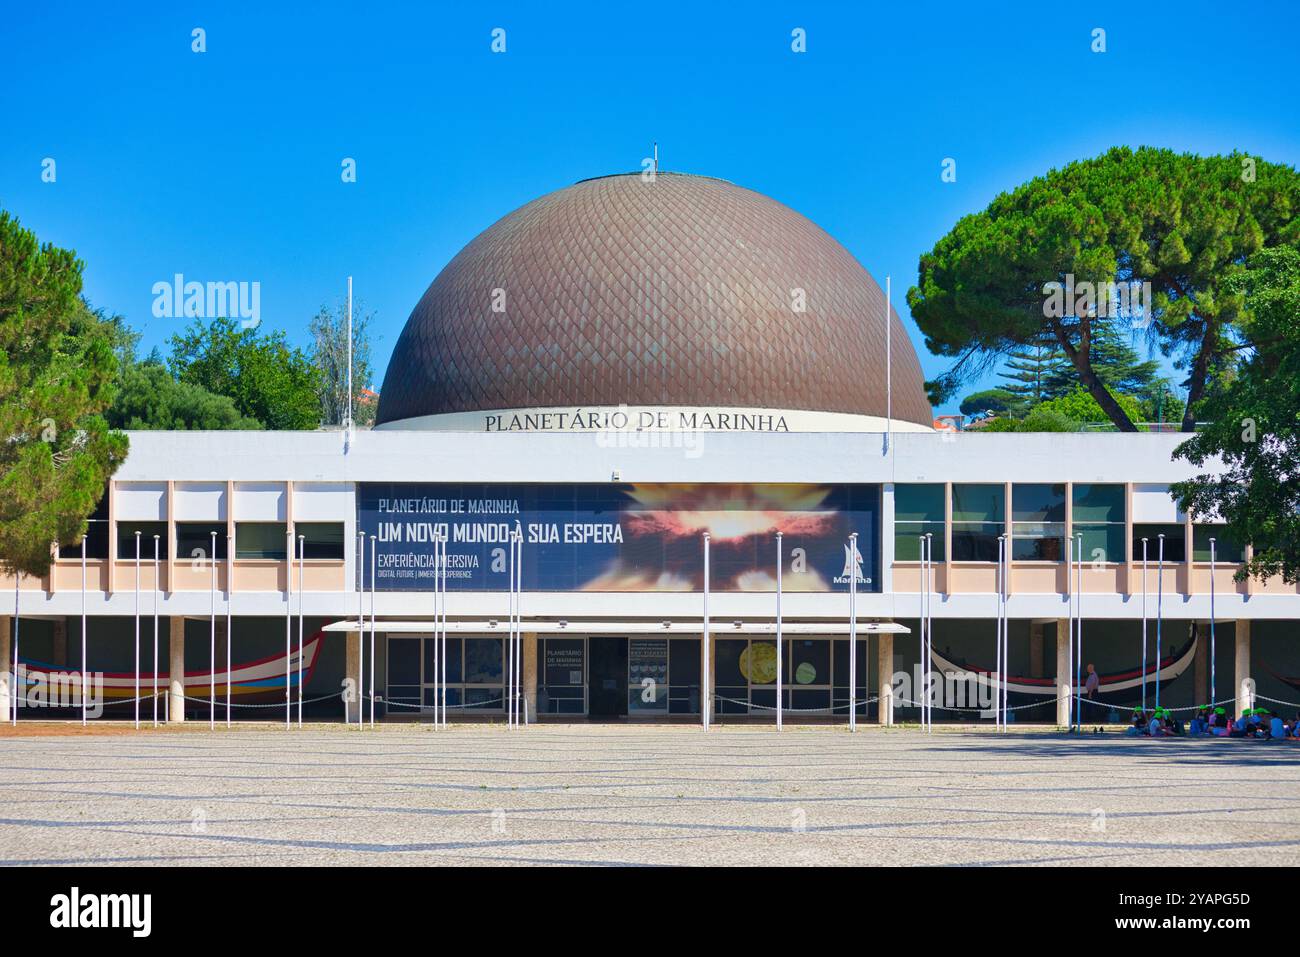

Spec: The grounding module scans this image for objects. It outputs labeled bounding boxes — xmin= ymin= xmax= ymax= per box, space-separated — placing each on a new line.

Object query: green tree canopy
xmin=0 ymin=212 xmax=127 ymax=576
xmin=309 ymin=299 xmax=376 ymax=426
xmin=1173 ymin=246 xmax=1300 ymax=583
xmin=108 ymin=360 xmax=262 ymax=430
xmin=908 ymin=147 xmax=1300 ymax=432
xmin=169 ymin=317 xmax=322 ymax=430
xmin=958 ymin=388 xmax=1019 ymax=418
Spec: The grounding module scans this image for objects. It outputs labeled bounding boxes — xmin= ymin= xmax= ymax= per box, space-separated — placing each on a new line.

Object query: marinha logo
xmin=49 ymin=887 xmax=151 ymax=938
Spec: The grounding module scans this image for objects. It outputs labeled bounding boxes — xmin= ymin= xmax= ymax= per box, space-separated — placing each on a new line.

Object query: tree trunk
xmin=1181 ymin=319 xmax=1217 ymax=432
xmin=1050 ymin=318 xmax=1139 ymax=432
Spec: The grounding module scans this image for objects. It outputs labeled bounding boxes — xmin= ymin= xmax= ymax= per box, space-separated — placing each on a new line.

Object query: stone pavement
xmin=2 ymin=724 xmax=1298 ymax=866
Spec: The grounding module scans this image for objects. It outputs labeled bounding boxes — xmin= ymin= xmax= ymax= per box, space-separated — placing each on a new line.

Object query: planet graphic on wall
xmin=739 ymin=644 xmax=778 ymax=684
xmin=795 ymin=662 xmax=818 ymax=684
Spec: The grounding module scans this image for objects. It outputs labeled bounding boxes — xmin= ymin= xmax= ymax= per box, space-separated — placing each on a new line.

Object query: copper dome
xmin=375 ymin=173 xmax=932 ymax=428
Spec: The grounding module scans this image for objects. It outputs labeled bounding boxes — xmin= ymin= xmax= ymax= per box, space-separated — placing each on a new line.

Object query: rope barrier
xmin=712 ymin=693 xmax=879 ymax=714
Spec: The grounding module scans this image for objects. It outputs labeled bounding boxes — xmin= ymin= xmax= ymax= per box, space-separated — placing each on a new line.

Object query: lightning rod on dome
xmin=653 ymin=142 xmax=658 ymax=176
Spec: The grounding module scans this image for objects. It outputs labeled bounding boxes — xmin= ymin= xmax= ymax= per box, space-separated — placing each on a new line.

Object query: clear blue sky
xmin=2 ymin=1 xmax=1297 ymax=414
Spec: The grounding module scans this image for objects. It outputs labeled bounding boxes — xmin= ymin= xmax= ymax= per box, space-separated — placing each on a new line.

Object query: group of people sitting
xmin=1126 ymin=705 xmax=1299 ymax=739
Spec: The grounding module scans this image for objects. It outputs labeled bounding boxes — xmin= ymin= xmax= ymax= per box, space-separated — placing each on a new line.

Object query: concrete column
xmin=877 ymin=632 xmax=894 ymax=726
xmin=0 ymin=616 xmax=10 ymax=719
xmin=52 ymin=617 xmax=68 ymax=667
xmin=1235 ymin=619 xmax=1252 ymax=716
xmin=1028 ymin=621 xmax=1044 ymax=677
xmin=1193 ymin=621 xmax=1208 ymax=704
xmin=522 ymin=633 xmax=538 ymax=722
xmin=344 ymin=631 xmax=361 ymax=722
xmin=1056 ymin=619 xmax=1070 ymax=727
xmin=169 ymin=617 xmax=186 ymax=723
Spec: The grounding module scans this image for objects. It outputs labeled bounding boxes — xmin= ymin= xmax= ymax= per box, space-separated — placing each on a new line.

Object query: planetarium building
xmin=4 ymin=173 xmax=1298 ymax=727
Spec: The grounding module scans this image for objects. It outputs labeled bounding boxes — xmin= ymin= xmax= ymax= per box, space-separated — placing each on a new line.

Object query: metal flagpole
xmin=506 ymin=528 xmax=515 ymax=727
xmin=702 ymin=533 xmax=710 ymax=731
xmin=1156 ymin=534 xmax=1165 ymax=710
xmin=134 ymin=532 xmax=141 ymax=729
xmin=1210 ymin=538 xmax=1217 ymax=706
xmin=12 ymin=576 xmax=19 ymax=725
xmin=286 ymin=528 xmax=293 ymax=727
xmin=849 ymin=532 xmax=857 ymax=733
xmin=355 ymin=531 xmax=364 ymax=725
xmin=1003 ymin=536 xmax=1009 ymax=731
xmin=226 ymin=533 xmax=232 ymax=727
xmin=440 ymin=533 xmax=447 ymax=727
xmin=515 ymin=522 xmax=523 ymax=726
xmin=154 ymin=535 xmax=160 ymax=727
xmin=209 ymin=531 xmax=216 ymax=729
xmin=920 ymin=535 xmax=927 ymax=731
xmin=298 ymin=535 xmax=305 ymax=726
xmin=1066 ymin=531 xmax=1075 ymax=731
xmin=885 ymin=276 xmax=892 ymax=448
xmin=82 ymin=538 xmax=87 ymax=726
xmin=1075 ymin=533 xmax=1083 ymax=729
xmin=1141 ymin=538 xmax=1148 ymax=713
xmin=430 ymin=533 xmax=439 ymax=725
xmin=369 ymin=536 xmax=376 ymax=726
xmin=926 ymin=533 xmax=934 ymax=732
xmin=775 ymin=532 xmax=783 ymax=732
xmin=995 ymin=536 xmax=1003 ymax=732
xmin=346 ymin=276 xmax=353 ymax=431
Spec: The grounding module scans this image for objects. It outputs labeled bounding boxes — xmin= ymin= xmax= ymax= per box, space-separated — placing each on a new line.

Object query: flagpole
xmin=1210 ymin=537 xmax=1217 ymax=706
xmin=885 ymin=276 xmax=893 ymax=449
xmin=355 ymin=531 xmax=364 ymax=725
xmin=775 ymin=532 xmax=783 ymax=732
xmin=1075 ymin=533 xmax=1083 ymax=730
xmin=346 ymin=275 xmax=353 ymax=431
xmin=81 ymin=538 xmax=87 ymax=726
xmin=702 ymin=533 xmax=710 ymax=731
xmin=849 ymin=532 xmax=857 ymax=733
xmin=1141 ymin=538 xmax=1148 ymax=713
xmin=134 ymin=531 xmax=141 ymax=729
xmin=1156 ymin=534 xmax=1165 ymax=711
xmin=515 ymin=522 xmax=523 ymax=726
xmin=298 ymin=534 xmax=305 ymax=726
xmin=369 ymin=535 xmax=376 ymax=726
xmin=996 ymin=536 xmax=1004 ymax=732
xmin=209 ymin=531 xmax=216 ymax=730
xmin=226 ymin=533 xmax=232 ymax=727
xmin=285 ymin=528 xmax=293 ymax=728
xmin=154 ymin=535 xmax=160 ymax=727
xmin=12 ymin=576 xmax=19 ymax=725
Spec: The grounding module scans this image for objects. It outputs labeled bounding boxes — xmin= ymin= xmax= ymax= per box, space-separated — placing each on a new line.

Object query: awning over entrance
xmin=322 ymin=619 xmax=909 ymax=635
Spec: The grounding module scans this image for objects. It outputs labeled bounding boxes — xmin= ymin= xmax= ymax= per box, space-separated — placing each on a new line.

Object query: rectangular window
xmin=296 ymin=522 xmax=345 ymax=559
xmin=176 ymin=522 xmax=228 ymax=562
xmin=951 ymin=483 xmax=1004 ymax=561
xmin=116 ymin=521 xmax=169 ymax=559
xmin=61 ymin=493 xmax=109 ymax=559
xmin=1192 ymin=525 xmax=1246 ymax=563
xmin=1132 ymin=524 xmax=1186 ymax=563
xmin=236 ymin=522 xmax=288 ymax=559
xmin=894 ymin=484 xmax=946 ymax=561
xmin=1012 ymin=484 xmax=1066 ymax=560
xmin=1072 ymin=483 xmax=1125 ymax=564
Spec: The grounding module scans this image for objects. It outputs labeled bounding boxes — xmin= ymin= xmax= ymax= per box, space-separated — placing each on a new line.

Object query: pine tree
xmin=998 ymin=337 xmax=1068 ymax=411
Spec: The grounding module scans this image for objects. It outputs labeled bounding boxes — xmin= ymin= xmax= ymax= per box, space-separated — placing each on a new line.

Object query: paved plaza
xmin=2 ymin=723 xmax=1299 ymax=866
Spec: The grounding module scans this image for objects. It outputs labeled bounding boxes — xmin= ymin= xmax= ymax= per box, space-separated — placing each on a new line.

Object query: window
xmin=1072 ymin=484 xmax=1125 ymax=565
xmin=1012 ymin=484 xmax=1066 ymax=560
xmin=1193 ymin=525 xmax=1245 ymax=563
xmin=951 ymin=483 xmax=1004 ymax=561
xmin=294 ymin=522 xmax=344 ymax=559
xmin=176 ymin=523 xmax=227 ymax=562
xmin=894 ymin=484 xmax=945 ymax=561
xmin=236 ymin=522 xmax=288 ymax=559
xmin=116 ymin=522 xmax=169 ymax=559
xmin=61 ymin=493 xmax=109 ymax=559
xmin=1132 ymin=524 xmax=1186 ymax=563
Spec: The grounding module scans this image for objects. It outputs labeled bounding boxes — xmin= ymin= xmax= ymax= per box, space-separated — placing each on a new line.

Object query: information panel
xmin=357 ymin=482 xmax=879 ymax=592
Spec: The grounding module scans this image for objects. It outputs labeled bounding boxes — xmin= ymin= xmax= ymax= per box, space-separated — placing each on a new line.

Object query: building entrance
xmin=587 ymin=637 xmax=628 ymax=717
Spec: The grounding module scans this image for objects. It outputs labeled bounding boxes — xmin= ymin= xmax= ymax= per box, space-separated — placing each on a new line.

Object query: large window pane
xmin=388 ymin=638 xmax=421 ymax=685
xmin=1192 ymin=525 xmax=1245 ymax=562
xmin=176 ymin=522 xmax=226 ymax=562
xmin=116 ymin=521 xmax=169 ymax=559
xmin=1132 ymin=524 xmax=1186 ymax=563
xmin=1075 ymin=523 xmax=1126 ymax=565
xmin=1073 ymin=483 xmax=1125 ymax=523
xmin=61 ymin=493 xmax=109 ymax=559
xmin=1013 ymin=484 xmax=1066 ymax=522
xmin=297 ymin=522 xmax=344 ymax=559
xmin=952 ymin=484 xmax=1004 ymax=523
xmin=895 ymin=523 xmax=946 ymax=561
xmin=1011 ymin=522 xmax=1066 ymax=561
xmin=464 ymin=638 xmax=503 ymax=683
xmin=236 ymin=522 xmax=288 ymax=559
xmin=952 ymin=523 xmax=1002 ymax=561
xmin=895 ymin=484 xmax=944 ymax=522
